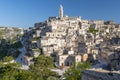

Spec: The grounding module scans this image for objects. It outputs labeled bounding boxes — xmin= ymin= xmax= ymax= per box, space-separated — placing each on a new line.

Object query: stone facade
xmin=58 ymin=54 xmax=87 ymax=66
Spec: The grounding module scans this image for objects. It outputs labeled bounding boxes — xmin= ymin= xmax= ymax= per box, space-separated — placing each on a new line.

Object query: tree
xmin=0 ymin=55 xmax=59 ymax=80
xmin=47 ymin=76 xmax=60 ymax=80
xmin=0 ymin=62 xmax=32 ymax=80
xmin=10 ymin=41 xmax=23 ymax=49
xmin=32 ymin=55 xmax=54 ymax=68
xmin=64 ymin=62 xmax=91 ymax=80
xmin=29 ymin=55 xmax=58 ymax=80
xmin=2 ymin=56 xmax=14 ymax=62
xmin=0 ymin=39 xmax=10 ymax=59
xmin=88 ymin=27 xmax=98 ymax=43
xmin=15 ymin=70 xmax=35 ymax=80
xmin=0 ymin=63 xmax=20 ymax=80
xmin=88 ymin=27 xmax=98 ymax=35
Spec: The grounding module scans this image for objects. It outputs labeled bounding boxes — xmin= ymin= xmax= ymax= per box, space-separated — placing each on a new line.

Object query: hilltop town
xmin=22 ymin=4 xmax=120 ymax=67
xmin=0 ymin=5 xmax=120 ymax=80
xmin=22 ymin=5 xmax=120 ymax=79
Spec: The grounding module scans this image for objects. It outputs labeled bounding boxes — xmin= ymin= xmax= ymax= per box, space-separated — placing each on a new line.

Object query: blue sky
xmin=0 ymin=0 xmax=120 ymax=28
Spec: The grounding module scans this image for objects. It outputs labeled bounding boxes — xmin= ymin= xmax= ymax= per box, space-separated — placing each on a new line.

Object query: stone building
xmin=38 ymin=5 xmax=89 ymax=57
xmin=107 ymin=51 xmax=120 ymax=70
xmin=58 ymin=55 xmax=82 ymax=66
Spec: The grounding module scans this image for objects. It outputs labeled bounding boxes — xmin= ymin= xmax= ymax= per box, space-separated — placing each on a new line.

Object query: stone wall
xmin=82 ymin=69 xmax=120 ymax=80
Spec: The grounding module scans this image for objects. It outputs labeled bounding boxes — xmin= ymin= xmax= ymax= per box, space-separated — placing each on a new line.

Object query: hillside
xmin=0 ymin=26 xmax=24 ymax=40
xmin=0 ymin=26 xmax=24 ymax=59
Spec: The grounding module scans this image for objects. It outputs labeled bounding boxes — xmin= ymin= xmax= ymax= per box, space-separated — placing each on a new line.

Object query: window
xmin=52 ymin=34 xmax=54 ymax=37
xmin=77 ymin=58 xmax=79 ymax=61
xmin=47 ymin=34 xmax=50 ymax=37
xmin=118 ymin=62 xmax=119 ymax=65
xmin=108 ymin=73 xmax=113 ymax=76
xmin=61 ymin=57 xmax=64 ymax=60
xmin=62 ymin=63 xmax=64 ymax=66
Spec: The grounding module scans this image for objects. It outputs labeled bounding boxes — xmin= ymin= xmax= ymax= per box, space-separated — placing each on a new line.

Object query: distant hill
xmin=0 ymin=26 xmax=24 ymax=40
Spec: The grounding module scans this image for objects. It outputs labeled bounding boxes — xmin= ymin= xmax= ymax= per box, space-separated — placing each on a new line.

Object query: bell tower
xmin=59 ymin=4 xmax=64 ymax=19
